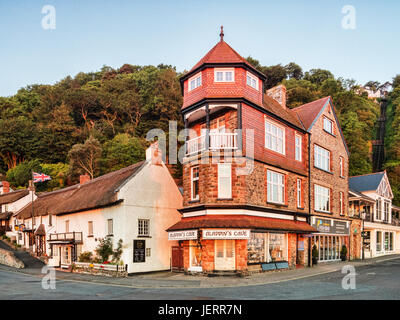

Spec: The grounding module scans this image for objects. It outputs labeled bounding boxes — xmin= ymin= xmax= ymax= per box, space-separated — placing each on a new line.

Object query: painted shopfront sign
xmin=311 ymin=218 xmax=349 ymax=235
xmin=202 ymin=229 xmax=250 ymax=239
xmin=168 ymin=230 xmax=198 ymax=240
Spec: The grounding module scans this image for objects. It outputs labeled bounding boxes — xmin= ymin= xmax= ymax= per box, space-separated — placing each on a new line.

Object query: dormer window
xmin=214 ymin=68 xmax=234 ymax=82
xmin=323 ymin=117 xmax=333 ymax=134
xmin=189 ymin=73 xmax=202 ymax=91
xmin=246 ymin=72 xmax=258 ymax=90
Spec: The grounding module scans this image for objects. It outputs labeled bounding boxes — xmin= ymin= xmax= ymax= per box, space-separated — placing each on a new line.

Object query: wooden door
xmin=171 ymin=246 xmax=184 ymax=272
xmin=214 ymin=240 xmax=235 ymax=271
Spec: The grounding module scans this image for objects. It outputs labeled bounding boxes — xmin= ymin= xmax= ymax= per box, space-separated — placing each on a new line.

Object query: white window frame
xmin=191 ymin=166 xmax=200 ymax=201
xmin=339 ymin=192 xmax=344 ymax=215
xmin=267 ymin=170 xmax=285 ymax=204
xmin=314 ymin=184 xmax=330 ymax=213
xmin=188 ymin=73 xmax=202 ymax=91
xmin=339 ymin=157 xmax=344 ymax=177
xmin=138 ymin=219 xmax=150 ymax=237
xmin=265 ymin=119 xmax=285 ymax=155
xmin=65 ymin=220 xmax=69 ymax=233
xmin=297 ymin=179 xmax=302 ymax=208
xmin=214 ymin=68 xmax=234 ymax=83
xmin=323 ymin=117 xmax=333 ymax=134
xmin=218 ymin=163 xmax=232 ymax=199
xmin=314 ymin=145 xmax=330 ymax=171
xmin=107 ymin=219 xmax=113 ymax=235
xmin=295 ymin=134 xmax=302 ymax=162
xmin=246 ymin=72 xmax=259 ymax=90
xmin=88 ymin=221 xmax=93 ymax=236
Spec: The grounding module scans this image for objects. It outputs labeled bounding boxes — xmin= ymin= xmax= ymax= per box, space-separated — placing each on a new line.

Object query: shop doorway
xmin=214 ymin=240 xmax=235 ymax=270
xmin=171 ymin=246 xmax=184 ymax=272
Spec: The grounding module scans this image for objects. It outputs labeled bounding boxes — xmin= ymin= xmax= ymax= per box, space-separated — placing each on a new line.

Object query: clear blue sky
xmin=0 ymin=0 xmax=399 ymax=96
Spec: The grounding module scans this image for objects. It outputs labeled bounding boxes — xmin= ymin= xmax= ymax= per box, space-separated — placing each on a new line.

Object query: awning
xmin=167 ymin=215 xmax=316 ymax=234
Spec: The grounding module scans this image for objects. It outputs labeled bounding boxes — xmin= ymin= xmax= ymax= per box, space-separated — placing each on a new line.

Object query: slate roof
xmin=16 ymin=161 xmax=146 ymax=219
xmin=0 ymin=189 xmax=29 ymax=206
xmin=167 ymin=215 xmax=316 ymax=233
xmin=349 ymin=172 xmax=385 ymax=193
xmin=292 ymin=97 xmax=330 ymax=131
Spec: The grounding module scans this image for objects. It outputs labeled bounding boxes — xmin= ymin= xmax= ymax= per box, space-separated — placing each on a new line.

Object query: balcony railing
xmin=48 ymin=232 xmax=83 ymax=243
xmin=186 ymin=133 xmax=238 ymax=155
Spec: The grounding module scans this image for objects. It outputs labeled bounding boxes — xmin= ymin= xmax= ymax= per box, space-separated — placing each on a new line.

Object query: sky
xmin=0 ymin=0 xmax=400 ymax=97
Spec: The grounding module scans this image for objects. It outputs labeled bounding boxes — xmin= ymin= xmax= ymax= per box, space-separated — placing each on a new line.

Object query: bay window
xmin=246 ymin=72 xmax=258 ymax=90
xmin=214 ymin=68 xmax=234 ymax=82
xmin=191 ymin=166 xmax=199 ymax=201
xmin=267 ymin=170 xmax=285 ymax=204
xmin=218 ymin=163 xmax=232 ymax=199
xmin=315 ymin=184 xmax=330 ymax=212
xmin=189 ymin=73 xmax=202 ymax=91
xmin=265 ymin=119 xmax=285 ymax=154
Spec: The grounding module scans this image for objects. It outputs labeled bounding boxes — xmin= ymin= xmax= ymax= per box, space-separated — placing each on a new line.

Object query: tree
xmin=285 ymin=62 xmax=303 ymax=80
xmin=264 ymin=64 xmax=287 ymax=89
xmin=101 ymin=134 xmax=145 ymax=174
xmin=68 ymin=136 xmax=102 ymax=179
xmin=6 ymin=159 xmax=42 ymax=188
xmin=95 ymin=237 xmax=113 ymax=262
xmin=304 ymin=69 xmax=334 ymax=85
xmin=393 ymin=75 xmax=400 ymax=89
xmin=365 ymin=81 xmax=380 ymax=91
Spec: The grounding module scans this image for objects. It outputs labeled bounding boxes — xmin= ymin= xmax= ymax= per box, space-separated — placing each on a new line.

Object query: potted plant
xmin=340 ymin=245 xmax=348 ymax=261
xmin=312 ymin=244 xmax=319 ymax=265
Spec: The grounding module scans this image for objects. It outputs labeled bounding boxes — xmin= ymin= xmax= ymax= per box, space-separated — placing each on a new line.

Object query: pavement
xmin=1 ymin=256 xmax=400 ymax=299
xmin=0 ymin=246 xmax=399 ymax=289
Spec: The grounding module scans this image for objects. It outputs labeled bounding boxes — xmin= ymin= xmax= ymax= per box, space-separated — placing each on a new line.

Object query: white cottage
xmin=16 ymin=144 xmax=182 ymax=273
xmin=349 ymin=171 xmax=400 ymax=258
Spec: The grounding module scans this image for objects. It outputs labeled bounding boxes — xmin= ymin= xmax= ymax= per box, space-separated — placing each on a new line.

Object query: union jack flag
xmin=33 ymin=172 xmax=51 ymax=183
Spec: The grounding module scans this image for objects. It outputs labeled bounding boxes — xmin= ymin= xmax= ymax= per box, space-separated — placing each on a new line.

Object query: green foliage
xmin=78 ymin=251 xmax=93 ymax=262
xmin=393 ymin=75 xmax=400 ymax=89
xmin=6 ymin=159 xmax=42 ymax=188
xmin=41 ymin=163 xmax=69 ymax=190
xmin=95 ymin=237 xmax=114 ymax=263
xmin=68 ymin=136 xmax=102 ymax=179
xmin=101 ymin=134 xmax=145 ymax=174
xmin=112 ymin=239 xmax=123 ymax=262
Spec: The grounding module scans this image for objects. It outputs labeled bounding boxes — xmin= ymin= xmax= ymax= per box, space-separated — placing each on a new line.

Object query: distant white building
xmin=15 ymin=143 xmax=182 ymax=273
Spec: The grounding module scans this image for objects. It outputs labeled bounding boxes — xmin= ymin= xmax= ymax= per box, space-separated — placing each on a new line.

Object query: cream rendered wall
xmin=117 ymin=161 xmax=182 ymax=274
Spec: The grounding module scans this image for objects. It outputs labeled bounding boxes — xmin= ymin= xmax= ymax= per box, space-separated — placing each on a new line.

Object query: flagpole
xmin=30 ymin=171 xmax=35 ymax=252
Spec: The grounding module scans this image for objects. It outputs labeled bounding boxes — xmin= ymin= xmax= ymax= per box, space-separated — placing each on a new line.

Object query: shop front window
xmin=390 ymin=233 xmax=394 ymax=251
xmin=376 ymin=231 xmax=382 ymax=252
xmin=248 ymin=233 xmax=266 ymax=264
xmin=313 ymin=235 xmax=343 ymax=261
xmin=269 ymin=233 xmax=286 ymax=262
xmin=189 ymin=240 xmax=202 ymax=270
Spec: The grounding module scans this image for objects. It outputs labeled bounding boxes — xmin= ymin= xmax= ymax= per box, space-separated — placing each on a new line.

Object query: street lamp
xmin=361 ymin=211 xmax=366 ymax=260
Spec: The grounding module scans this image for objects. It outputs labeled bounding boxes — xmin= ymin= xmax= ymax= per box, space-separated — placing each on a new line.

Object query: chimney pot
xmin=80 ymin=174 xmax=90 ymax=185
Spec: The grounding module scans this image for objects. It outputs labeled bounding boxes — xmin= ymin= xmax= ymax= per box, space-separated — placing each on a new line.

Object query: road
xmin=1 ymin=258 xmax=400 ymax=300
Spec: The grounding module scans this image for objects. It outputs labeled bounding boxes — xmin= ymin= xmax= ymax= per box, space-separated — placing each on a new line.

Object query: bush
xmin=78 ymin=251 xmax=93 ymax=262
xmin=95 ymin=237 xmax=114 ymax=263
xmin=340 ymin=245 xmax=348 ymax=261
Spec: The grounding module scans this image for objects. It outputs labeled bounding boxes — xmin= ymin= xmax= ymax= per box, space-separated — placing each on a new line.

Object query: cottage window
xmin=191 ymin=166 xmax=200 ymax=201
xmin=315 ymin=184 xmax=330 ymax=213
xmin=107 ymin=219 xmax=113 ymax=235
xmin=323 ymin=117 xmax=333 ymax=134
xmin=138 ymin=219 xmax=149 ymax=237
xmin=265 ymin=119 xmax=285 ymax=155
xmin=65 ymin=220 xmax=69 ymax=233
xmin=314 ymin=145 xmax=330 ymax=171
xmin=246 ymin=72 xmax=258 ymax=90
xmin=188 ymin=73 xmax=202 ymax=91
xmin=88 ymin=221 xmax=93 ymax=236
xmin=48 ymin=214 xmax=52 ymax=226
xmin=218 ymin=163 xmax=232 ymax=199
xmin=214 ymin=68 xmax=234 ymax=82
xmin=146 ymin=248 xmax=151 ymax=257
xmin=267 ymin=170 xmax=285 ymax=204
xmin=295 ymin=134 xmax=302 ymax=161
xmin=297 ymin=179 xmax=302 ymax=208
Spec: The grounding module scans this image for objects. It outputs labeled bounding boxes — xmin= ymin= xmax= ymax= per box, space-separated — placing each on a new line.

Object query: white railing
xmin=186 ymin=135 xmax=206 ymax=155
xmin=186 ymin=132 xmax=238 ymax=155
xmin=209 ymin=133 xmax=238 ymax=151
xmin=74 ymin=262 xmax=125 ymax=272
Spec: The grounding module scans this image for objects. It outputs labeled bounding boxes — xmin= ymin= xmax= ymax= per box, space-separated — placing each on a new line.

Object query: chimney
xmin=1 ymin=181 xmax=10 ymax=194
xmin=146 ymin=141 xmax=162 ymax=165
xmin=80 ymin=174 xmax=90 ymax=185
xmin=266 ymin=85 xmax=287 ymax=108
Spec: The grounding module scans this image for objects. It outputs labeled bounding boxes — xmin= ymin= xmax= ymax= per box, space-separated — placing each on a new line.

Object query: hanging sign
xmin=168 ymin=229 xmax=198 ymax=241
xmin=202 ymin=229 xmax=250 ymax=239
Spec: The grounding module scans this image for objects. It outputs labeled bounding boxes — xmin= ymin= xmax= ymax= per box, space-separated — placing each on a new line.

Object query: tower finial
xmin=220 ymin=25 xmax=224 ymax=41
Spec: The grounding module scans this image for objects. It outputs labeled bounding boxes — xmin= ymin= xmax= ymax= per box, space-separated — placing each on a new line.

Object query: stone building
xmin=167 ymin=30 xmax=316 ymax=274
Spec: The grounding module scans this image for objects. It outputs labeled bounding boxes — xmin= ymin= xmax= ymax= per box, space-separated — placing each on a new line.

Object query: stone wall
xmin=0 ymin=248 xmax=25 ymax=269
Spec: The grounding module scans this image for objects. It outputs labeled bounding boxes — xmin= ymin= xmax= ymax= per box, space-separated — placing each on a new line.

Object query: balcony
xmin=48 ymin=232 xmax=83 ymax=244
xmin=186 ymin=132 xmax=238 ymax=155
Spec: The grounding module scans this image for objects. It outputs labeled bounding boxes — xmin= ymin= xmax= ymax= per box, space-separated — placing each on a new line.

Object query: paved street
xmin=1 ymin=258 xmax=400 ymax=300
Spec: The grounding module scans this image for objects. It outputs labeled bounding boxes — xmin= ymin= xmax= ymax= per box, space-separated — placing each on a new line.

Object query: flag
xmin=33 ymin=172 xmax=51 ymax=183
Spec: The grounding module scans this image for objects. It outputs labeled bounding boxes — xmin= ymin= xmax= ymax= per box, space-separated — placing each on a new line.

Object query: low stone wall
xmin=0 ymin=248 xmax=25 ymax=269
